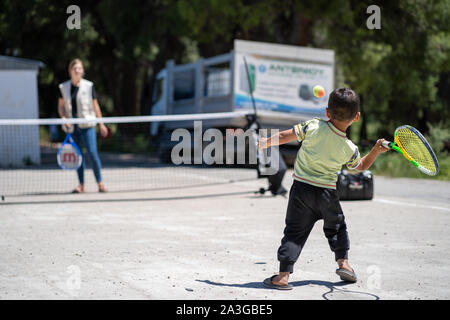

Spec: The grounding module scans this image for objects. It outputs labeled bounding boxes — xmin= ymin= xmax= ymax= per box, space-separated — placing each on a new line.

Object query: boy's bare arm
xmin=258 ymin=128 xmax=297 ymax=150
xmin=355 ymin=139 xmax=389 ymax=171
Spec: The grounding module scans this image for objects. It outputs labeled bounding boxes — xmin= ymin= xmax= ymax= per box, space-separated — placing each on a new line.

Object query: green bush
xmin=426 ymin=122 xmax=450 ymax=153
xmin=97 ymin=126 xmax=153 ymax=154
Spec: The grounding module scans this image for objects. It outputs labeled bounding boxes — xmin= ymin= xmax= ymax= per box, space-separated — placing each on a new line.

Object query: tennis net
xmin=0 ymin=111 xmax=270 ymax=197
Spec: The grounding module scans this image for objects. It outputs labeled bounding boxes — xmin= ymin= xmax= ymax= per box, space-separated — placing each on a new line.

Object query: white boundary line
xmin=374 ymin=198 xmax=450 ymax=212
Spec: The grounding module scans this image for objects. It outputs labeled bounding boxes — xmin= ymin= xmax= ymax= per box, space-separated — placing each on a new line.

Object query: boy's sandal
xmin=336 ymin=268 xmax=357 ymax=283
xmin=263 ymin=275 xmax=293 ymax=290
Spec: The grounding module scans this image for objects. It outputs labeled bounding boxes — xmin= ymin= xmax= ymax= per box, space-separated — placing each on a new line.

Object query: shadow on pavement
xmin=196 ymin=279 xmax=380 ymax=300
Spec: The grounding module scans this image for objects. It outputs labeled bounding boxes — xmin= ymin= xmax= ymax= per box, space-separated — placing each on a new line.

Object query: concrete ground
xmin=0 ymin=170 xmax=449 ymax=300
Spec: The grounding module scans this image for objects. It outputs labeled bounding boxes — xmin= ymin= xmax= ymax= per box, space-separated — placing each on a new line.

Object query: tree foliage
xmin=0 ymin=0 xmax=448 ymax=144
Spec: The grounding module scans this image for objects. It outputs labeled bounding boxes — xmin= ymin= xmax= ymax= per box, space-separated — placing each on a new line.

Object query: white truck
xmin=150 ymin=39 xmax=335 ymax=162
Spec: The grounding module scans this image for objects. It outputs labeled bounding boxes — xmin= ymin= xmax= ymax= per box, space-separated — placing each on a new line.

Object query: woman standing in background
xmin=57 ymin=59 xmax=108 ymax=193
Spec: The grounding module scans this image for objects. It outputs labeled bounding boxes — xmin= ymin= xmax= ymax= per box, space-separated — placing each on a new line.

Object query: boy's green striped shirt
xmin=293 ymin=118 xmax=361 ymax=189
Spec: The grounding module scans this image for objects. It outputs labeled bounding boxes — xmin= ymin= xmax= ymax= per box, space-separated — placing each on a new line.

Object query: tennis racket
xmin=381 ymin=125 xmax=439 ymax=176
xmin=57 ymin=133 xmax=82 ymax=170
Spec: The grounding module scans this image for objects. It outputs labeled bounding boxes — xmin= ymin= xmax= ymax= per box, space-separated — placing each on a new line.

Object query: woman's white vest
xmin=59 ymin=79 xmax=96 ymax=129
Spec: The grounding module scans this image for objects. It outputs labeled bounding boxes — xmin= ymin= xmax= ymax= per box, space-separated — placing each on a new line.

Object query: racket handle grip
xmin=382 ymin=140 xmax=392 ymax=149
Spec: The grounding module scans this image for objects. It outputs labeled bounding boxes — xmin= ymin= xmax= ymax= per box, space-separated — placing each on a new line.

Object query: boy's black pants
xmin=278 ymin=180 xmax=350 ymax=273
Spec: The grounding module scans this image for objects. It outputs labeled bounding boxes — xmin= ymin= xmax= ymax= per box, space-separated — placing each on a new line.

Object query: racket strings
xmin=395 ymin=128 xmax=437 ymax=173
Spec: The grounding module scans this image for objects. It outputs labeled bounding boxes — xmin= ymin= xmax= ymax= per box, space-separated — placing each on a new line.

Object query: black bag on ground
xmin=337 ymin=169 xmax=374 ymax=200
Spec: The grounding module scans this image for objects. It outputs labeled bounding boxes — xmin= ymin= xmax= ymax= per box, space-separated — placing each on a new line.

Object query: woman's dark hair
xmin=328 ymin=88 xmax=360 ymax=121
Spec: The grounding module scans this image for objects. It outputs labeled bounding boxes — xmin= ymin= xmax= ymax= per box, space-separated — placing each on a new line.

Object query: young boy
xmin=259 ymin=87 xmax=388 ymax=290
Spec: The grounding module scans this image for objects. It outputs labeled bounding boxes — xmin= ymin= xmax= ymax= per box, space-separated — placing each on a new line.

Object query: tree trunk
xmin=291 ymin=13 xmax=312 ymax=46
xmin=359 ymin=95 xmax=368 ymax=146
xmin=418 ymin=107 xmax=429 ymax=135
xmin=140 ymin=65 xmax=152 ymax=116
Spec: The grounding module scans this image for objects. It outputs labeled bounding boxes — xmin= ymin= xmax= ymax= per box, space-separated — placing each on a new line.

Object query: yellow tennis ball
xmin=313 ymin=85 xmax=325 ymax=98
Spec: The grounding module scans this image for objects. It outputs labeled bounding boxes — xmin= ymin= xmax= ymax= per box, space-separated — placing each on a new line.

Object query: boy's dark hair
xmin=328 ymin=88 xmax=360 ymax=121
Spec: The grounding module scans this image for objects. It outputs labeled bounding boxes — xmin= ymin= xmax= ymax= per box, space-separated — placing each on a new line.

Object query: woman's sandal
xmin=71 ymin=186 xmax=85 ymax=193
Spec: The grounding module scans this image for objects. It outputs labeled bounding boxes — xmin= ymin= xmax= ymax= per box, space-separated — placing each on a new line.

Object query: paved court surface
xmin=0 ymin=170 xmax=449 ymax=300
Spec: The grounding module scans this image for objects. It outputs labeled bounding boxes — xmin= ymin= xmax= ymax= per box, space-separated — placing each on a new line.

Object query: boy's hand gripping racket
xmin=57 ymin=133 xmax=83 ymax=170
xmin=381 ymin=125 xmax=439 ymax=176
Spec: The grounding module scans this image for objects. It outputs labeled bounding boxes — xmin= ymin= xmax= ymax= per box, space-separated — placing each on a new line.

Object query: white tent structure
xmin=0 ymin=55 xmax=45 ymax=167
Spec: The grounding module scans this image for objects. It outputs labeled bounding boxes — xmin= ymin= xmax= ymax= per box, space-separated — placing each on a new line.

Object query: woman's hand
xmin=61 ymin=117 xmax=73 ymax=132
xmin=99 ymin=123 xmax=108 ymax=138
xmin=63 ymin=123 xmax=73 ymax=132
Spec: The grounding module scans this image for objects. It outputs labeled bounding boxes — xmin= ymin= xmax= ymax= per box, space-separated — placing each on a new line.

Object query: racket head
xmin=394 ymin=125 xmax=439 ymax=176
xmin=57 ymin=134 xmax=83 ymax=170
